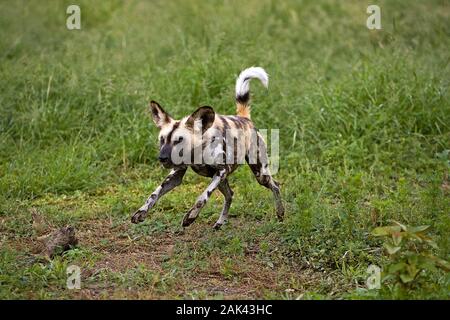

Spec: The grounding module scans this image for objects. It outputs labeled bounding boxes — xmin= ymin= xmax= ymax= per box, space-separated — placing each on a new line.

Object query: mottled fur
xmin=131 ymin=67 xmax=284 ymax=229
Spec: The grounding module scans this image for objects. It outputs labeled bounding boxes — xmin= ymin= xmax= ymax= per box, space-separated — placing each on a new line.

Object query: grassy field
xmin=0 ymin=0 xmax=449 ymax=299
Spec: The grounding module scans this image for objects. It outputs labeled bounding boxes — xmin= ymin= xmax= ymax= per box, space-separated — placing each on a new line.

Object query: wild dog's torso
xmin=190 ymin=164 xmax=236 ymax=177
xmin=190 ymin=164 xmax=221 ymax=177
xmin=171 ymin=114 xmax=261 ymax=176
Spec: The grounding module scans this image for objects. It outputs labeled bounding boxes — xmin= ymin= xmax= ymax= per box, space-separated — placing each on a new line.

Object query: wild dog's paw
xmin=276 ymin=205 xmax=285 ymax=221
xmin=181 ymin=212 xmax=196 ymax=227
xmin=212 ymin=222 xmax=223 ymax=230
xmin=131 ymin=209 xmax=148 ymax=224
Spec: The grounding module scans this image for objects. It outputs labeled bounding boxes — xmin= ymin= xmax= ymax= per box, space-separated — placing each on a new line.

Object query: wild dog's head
xmin=149 ymin=101 xmax=215 ymax=168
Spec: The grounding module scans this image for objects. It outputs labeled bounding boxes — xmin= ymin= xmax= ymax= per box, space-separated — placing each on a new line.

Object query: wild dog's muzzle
xmin=159 ymin=144 xmax=174 ymax=168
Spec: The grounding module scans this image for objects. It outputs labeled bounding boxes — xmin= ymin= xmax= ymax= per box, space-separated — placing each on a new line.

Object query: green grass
xmin=0 ymin=0 xmax=449 ymax=299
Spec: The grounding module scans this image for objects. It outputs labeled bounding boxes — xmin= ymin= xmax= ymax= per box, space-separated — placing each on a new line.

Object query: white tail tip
xmin=235 ymin=67 xmax=269 ymax=100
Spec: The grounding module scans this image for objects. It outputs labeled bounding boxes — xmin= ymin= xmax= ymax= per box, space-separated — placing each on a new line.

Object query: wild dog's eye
xmin=160 ymin=137 xmax=164 ymax=145
xmin=173 ymin=136 xmax=184 ymax=145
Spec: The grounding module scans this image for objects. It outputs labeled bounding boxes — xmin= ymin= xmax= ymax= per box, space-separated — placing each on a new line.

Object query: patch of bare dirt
xmin=5 ymin=215 xmax=327 ymax=299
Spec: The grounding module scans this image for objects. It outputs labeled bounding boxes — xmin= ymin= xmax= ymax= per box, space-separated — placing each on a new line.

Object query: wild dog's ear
xmin=149 ymin=100 xmax=172 ymax=129
xmin=185 ymin=106 xmax=215 ymax=134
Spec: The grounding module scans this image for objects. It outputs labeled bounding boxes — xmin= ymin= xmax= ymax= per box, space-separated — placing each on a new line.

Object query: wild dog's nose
xmin=159 ymin=144 xmax=172 ymax=164
xmin=158 ymin=155 xmax=169 ymax=162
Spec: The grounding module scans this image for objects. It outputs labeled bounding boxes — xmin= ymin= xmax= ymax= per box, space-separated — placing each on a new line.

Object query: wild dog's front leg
xmin=182 ymin=169 xmax=227 ymax=227
xmin=131 ymin=168 xmax=187 ymax=224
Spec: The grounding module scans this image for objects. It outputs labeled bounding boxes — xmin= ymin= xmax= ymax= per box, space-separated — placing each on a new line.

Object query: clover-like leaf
xmin=425 ymin=255 xmax=450 ymax=272
xmin=384 ymin=242 xmax=401 ymax=255
xmin=371 ymin=226 xmax=401 ymax=237
xmin=408 ymin=225 xmax=430 ymax=234
xmin=392 ymin=231 xmax=403 ymax=246
xmin=391 ymin=220 xmax=407 ymax=231
xmin=399 ymin=273 xmax=415 ymax=283
xmin=388 ymin=262 xmax=407 ymax=274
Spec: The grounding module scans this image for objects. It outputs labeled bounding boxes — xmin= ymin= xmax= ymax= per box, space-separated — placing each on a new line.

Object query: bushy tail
xmin=235 ymin=67 xmax=268 ymax=119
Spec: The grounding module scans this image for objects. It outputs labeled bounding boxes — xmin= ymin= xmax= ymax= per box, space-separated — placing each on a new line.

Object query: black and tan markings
xmin=131 ymin=67 xmax=284 ymax=229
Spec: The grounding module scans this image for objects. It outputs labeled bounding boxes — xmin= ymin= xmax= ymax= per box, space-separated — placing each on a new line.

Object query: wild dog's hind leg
xmin=248 ymin=161 xmax=284 ymax=220
xmin=131 ymin=167 xmax=187 ymax=223
xmin=182 ymin=168 xmax=228 ymax=227
xmin=246 ymin=133 xmax=284 ymax=220
xmin=213 ymin=179 xmax=234 ymax=230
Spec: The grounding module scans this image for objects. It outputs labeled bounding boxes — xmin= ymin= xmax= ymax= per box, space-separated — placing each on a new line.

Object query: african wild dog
xmin=131 ymin=67 xmax=284 ymax=229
